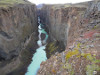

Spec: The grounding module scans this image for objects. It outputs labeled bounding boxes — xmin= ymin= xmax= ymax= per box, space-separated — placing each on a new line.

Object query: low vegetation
xmin=64 ymin=42 xmax=100 ymax=75
xmin=0 ymin=0 xmax=30 ymax=8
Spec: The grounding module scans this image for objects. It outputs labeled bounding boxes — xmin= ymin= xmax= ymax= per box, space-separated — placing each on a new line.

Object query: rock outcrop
xmin=38 ymin=2 xmax=89 ymax=58
xmin=0 ymin=0 xmax=38 ymax=75
xmin=38 ymin=0 xmax=100 ymax=75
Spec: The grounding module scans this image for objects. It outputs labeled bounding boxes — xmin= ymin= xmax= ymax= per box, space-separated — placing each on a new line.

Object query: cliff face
xmin=39 ymin=5 xmax=69 ymax=46
xmin=38 ymin=3 xmax=88 ymax=58
xmin=0 ymin=1 xmax=38 ymax=75
xmin=38 ymin=0 xmax=100 ymax=75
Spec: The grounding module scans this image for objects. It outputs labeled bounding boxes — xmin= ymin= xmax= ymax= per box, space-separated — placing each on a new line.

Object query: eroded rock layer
xmin=38 ymin=0 xmax=100 ymax=75
xmin=0 ymin=1 xmax=38 ymax=75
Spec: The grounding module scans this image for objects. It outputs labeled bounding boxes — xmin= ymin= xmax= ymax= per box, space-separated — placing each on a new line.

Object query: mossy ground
xmin=0 ymin=0 xmax=28 ymax=4
xmin=64 ymin=42 xmax=100 ymax=75
xmin=0 ymin=0 xmax=30 ymax=8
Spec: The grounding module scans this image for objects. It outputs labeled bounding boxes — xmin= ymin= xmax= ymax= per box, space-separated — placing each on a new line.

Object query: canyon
xmin=0 ymin=0 xmax=100 ymax=75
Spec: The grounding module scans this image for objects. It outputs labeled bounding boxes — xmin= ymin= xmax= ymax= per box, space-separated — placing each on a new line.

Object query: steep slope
xmin=38 ymin=3 xmax=88 ymax=58
xmin=38 ymin=0 xmax=100 ymax=75
xmin=0 ymin=0 xmax=38 ymax=75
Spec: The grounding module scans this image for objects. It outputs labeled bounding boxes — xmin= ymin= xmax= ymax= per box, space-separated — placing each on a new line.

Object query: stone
xmin=89 ymin=44 xmax=94 ymax=48
xmin=41 ymin=33 xmax=46 ymax=41
xmin=61 ymin=52 xmax=65 ymax=63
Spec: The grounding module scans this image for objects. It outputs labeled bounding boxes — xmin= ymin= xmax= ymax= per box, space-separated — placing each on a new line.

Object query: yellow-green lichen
xmin=65 ymin=42 xmax=81 ymax=61
xmin=65 ymin=50 xmax=79 ymax=61
xmin=86 ymin=64 xmax=100 ymax=75
xmin=63 ymin=62 xmax=74 ymax=75
xmin=64 ymin=42 xmax=100 ymax=75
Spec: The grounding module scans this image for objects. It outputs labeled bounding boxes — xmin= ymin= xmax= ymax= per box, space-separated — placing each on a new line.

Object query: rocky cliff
xmin=38 ymin=2 xmax=89 ymax=58
xmin=0 ymin=0 xmax=38 ymax=75
xmin=38 ymin=0 xmax=100 ymax=75
xmin=39 ymin=3 xmax=89 ymax=45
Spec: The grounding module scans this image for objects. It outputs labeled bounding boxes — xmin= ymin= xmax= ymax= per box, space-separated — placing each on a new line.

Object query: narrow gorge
xmin=25 ymin=17 xmax=48 ymax=75
xmin=0 ymin=0 xmax=100 ymax=75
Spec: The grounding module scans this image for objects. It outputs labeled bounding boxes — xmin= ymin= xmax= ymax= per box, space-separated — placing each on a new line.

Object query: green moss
xmin=0 ymin=0 xmax=28 ymax=4
xmin=64 ymin=42 xmax=100 ymax=75
xmin=48 ymin=41 xmax=58 ymax=54
xmin=65 ymin=50 xmax=79 ymax=61
xmin=46 ymin=41 xmax=63 ymax=58
xmin=0 ymin=0 xmax=30 ymax=8
xmin=65 ymin=42 xmax=81 ymax=61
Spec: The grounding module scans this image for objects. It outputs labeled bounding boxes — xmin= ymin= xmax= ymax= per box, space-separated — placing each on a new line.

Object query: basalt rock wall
xmin=38 ymin=3 xmax=89 ymax=57
xmin=37 ymin=0 xmax=100 ymax=75
xmin=0 ymin=2 xmax=38 ymax=75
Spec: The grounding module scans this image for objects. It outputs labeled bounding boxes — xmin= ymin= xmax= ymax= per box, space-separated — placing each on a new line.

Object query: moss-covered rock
xmin=46 ymin=41 xmax=65 ymax=58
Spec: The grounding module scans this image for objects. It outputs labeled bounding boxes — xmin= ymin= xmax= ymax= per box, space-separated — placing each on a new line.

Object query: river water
xmin=25 ymin=17 xmax=48 ymax=75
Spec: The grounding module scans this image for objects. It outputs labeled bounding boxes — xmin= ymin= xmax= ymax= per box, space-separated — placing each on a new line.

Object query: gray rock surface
xmin=0 ymin=3 xmax=38 ymax=75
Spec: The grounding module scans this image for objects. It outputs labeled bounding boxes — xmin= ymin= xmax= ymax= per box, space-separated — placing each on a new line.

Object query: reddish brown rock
xmin=37 ymin=0 xmax=100 ymax=75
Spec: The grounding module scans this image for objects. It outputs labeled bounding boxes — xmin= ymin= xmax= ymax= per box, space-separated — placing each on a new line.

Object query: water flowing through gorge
xmin=25 ymin=17 xmax=48 ymax=75
xmin=0 ymin=1 xmax=100 ymax=75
